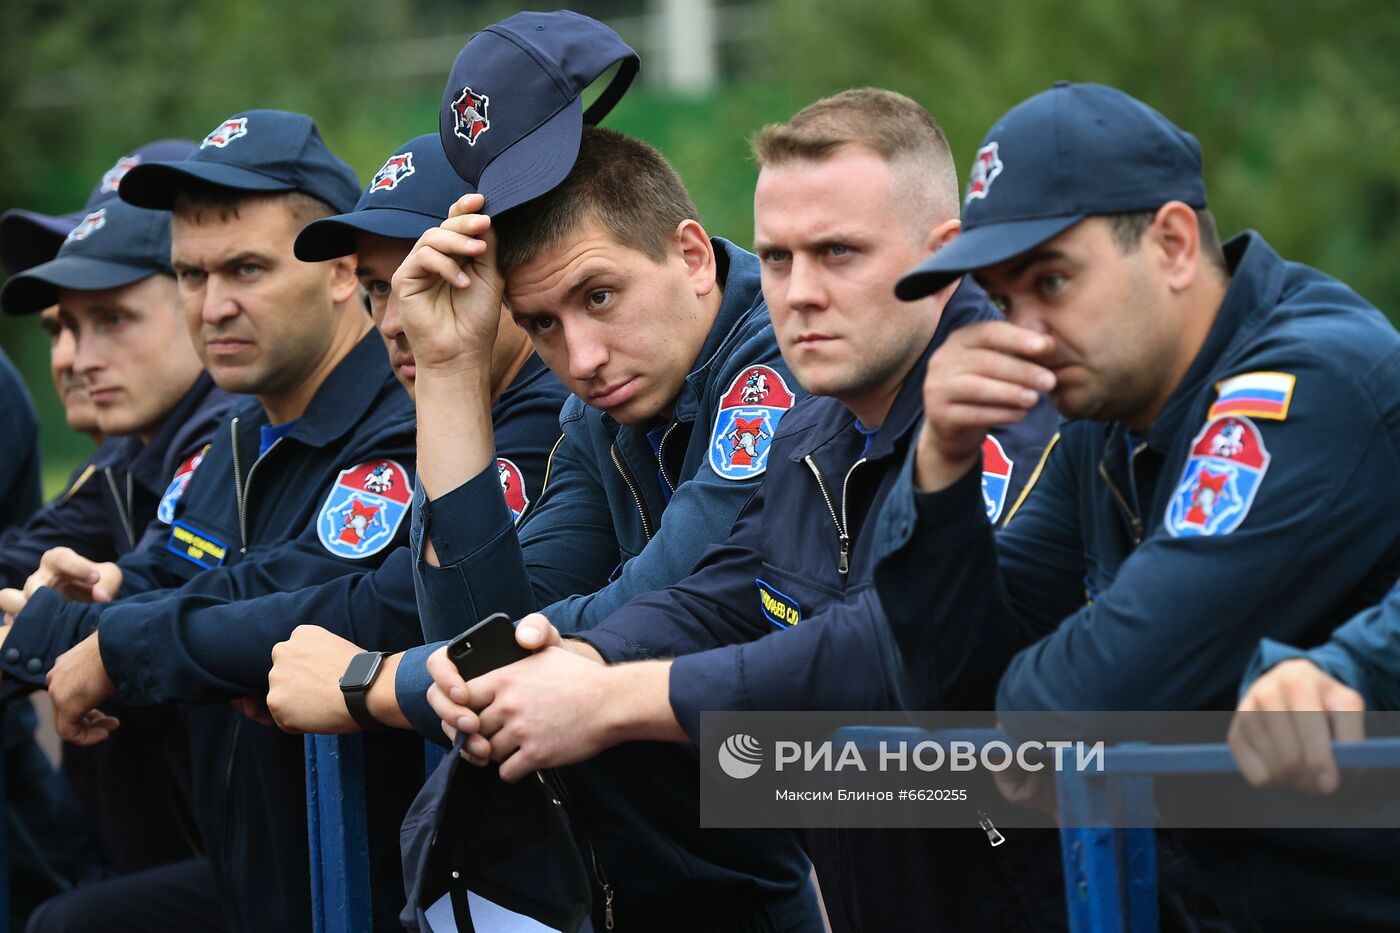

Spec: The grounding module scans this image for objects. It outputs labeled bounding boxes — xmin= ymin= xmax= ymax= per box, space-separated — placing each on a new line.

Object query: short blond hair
xmin=752 ymin=88 xmax=960 ymax=235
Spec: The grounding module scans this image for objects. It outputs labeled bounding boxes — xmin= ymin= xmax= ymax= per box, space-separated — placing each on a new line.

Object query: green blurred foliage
xmin=1 ymin=0 xmax=1396 ymax=493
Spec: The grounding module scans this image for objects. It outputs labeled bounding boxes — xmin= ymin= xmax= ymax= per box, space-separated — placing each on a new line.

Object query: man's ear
xmin=1150 ymin=201 xmax=1200 ymax=293
xmin=924 ymin=217 xmax=961 ymax=253
xmin=326 ymin=254 xmax=361 ymax=305
xmin=675 ymin=219 xmax=718 ymax=299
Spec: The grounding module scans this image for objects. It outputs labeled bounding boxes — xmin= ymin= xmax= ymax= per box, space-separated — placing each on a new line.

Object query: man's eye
xmin=586 ymin=290 xmax=613 ymax=310
xmin=366 ymin=280 xmax=391 ymax=298
xmin=237 ymin=263 xmax=262 ymax=278
xmin=761 ymin=250 xmax=791 ymax=265
xmin=176 ymin=269 xmax=205 ymax=285
xmin=828 ymin=244 xmax=850 ymax=257
xmin=1038 ymin=273 xmax=1067 ymax=295
xmin=531 ymin=316 xmax=557 ymax=334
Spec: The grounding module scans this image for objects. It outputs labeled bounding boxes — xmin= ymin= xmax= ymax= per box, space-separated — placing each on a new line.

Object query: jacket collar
xmin=673 ymin=238 xmax=760 ymax=423
xmin=124 ymin=371 xmax=221 ymax=495
xmin=234 ymin=329 xmax=402 ymax=448
xmin=1143 ymin=231 xmax=1285 ymax=452
xmin=787 ymin=277 xmax=1000 ymax=462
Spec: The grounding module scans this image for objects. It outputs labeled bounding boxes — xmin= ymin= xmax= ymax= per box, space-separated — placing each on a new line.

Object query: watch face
xmin=340 ymin=651 xmax=383 ymax=691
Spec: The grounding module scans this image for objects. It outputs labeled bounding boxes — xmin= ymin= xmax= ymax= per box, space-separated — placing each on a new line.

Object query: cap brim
xmin=0 ymin=209 xmax=82 ymax=275
xmin=295 ymin=208 xmax=445 ymax=262
xmin=475 ymin=103 xmax=582 ymax=217
xmin=2 ymin=255 xmax=157 ymax=316
xmin=895 ymin=214 xmax=1084 ymax=301
xmin=120 ymin=160 xmax=294 ymax=210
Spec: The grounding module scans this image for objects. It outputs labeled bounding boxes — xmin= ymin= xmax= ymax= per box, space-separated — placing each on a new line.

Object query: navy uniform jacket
xmin=0 ymin=373 xmax=232 ymax=875
xmin=92 ymin=371 xmax=236 ymax=556
xmin=874 ymin=233 xmax=1400 ymax=930
xmin=576 ymin=281 xmax=1063 ymax=933
xmin=4 ymin=331 xmax=417 ymax=933
xmin=0 ymin=441 xmax=120 ymax=591
xmin=1242 ymin=577 xmax=1400 ymax=711
xmin=406 ymin=241 xmax=823 ymax=932
xmin=96 ymin=354 xmax=564 ymax=704
xmin=397 ymin=240 xmax=808 ymax=724
xmin=0 ymin=347 xmax=41 ymax=533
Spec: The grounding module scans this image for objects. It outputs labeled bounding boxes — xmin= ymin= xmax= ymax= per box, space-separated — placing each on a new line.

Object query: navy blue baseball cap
xmin=896 ymin=82 xmax=1209 ymax=300
xmin=0 ymin=139 xmax=194 ymax=276
xmin=294 ymin=134 xmax=474 ymax=262
xmin=1 ymin=199 xmax=173 ymax=316
xmin=118 ymin=110 xmax=361 ymax=214
xmin=438 ymin=10 xmax=639 ymax=215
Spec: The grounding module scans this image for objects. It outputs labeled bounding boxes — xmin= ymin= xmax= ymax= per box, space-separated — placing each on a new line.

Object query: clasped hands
xmin=426 ymin=612 xmax=616 ymax=782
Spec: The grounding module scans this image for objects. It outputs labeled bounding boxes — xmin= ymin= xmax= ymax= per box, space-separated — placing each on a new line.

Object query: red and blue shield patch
xmin=497 ymin=458 xmax=530 ymax=524
xmin=370 ymin=152 xmax=415 ymax=192
xmin=1165 ymin=416 xmax=1271 ymax=538
xmin=316 ymin=460 xmax=412 ymax=558
xmin=709 ymin=365 xmax=796 ymax=481
xmin=980 ymin=435 xmax=1014 ymax=524
xmin=157 ymin=447 xmax=208 ymax=525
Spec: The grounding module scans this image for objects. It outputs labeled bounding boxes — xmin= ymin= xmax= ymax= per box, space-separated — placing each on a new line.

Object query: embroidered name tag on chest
xmin=757 ymin=578 xmax=803 ymax=629
xmin=166 ymin=520 xmax=229 ymax=569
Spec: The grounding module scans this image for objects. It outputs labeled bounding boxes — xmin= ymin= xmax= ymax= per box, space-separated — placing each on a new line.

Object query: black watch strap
xmin=341 ymin=651 xmax=390 ymax=733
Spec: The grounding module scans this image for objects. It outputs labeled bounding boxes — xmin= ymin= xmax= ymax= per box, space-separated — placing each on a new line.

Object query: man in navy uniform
xmin=5 ymin=110 xmax=415 ymax=933
xmin=423 ymin=88 xmax=1062 ymax=933
xmin=874 ymin=82 xmax=1400 ymax=930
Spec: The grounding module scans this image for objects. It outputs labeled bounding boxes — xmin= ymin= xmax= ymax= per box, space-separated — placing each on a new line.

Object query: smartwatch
xmin=339 ymin=651 xmax=390 ymax=733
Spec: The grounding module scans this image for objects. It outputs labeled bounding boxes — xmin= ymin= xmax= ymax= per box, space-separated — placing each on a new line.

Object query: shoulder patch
xmin=709 ymin=364 xmax=796 ymax=481
xmin=1209 ymin=371 xmax=1295 ymax=421
xmin=496 ymin=457 xmax=530 ymax=525
xmin=980 ymin=435 xmax=1015 ymax=524
xmin=157 ymin=445 xmax=210 ymax=525
xmin=316 ymin=460 xmax=413 ymax=559
xmin=1165 ymin=416 xmax=1271 ymax=538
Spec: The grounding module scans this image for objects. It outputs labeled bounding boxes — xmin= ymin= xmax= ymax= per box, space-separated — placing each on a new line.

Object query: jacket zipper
xmin=103 ymin=467 xmax=136 ymax=551
xmin=548 ymin=768 xmax=615 ymax=929
xmin=226 ymin=415 xmax=284 ymax=789
xmin=1097 ymin=459 xmax=1144 ymax=545
xmin=803 ymin=454 xmax=865 ymax=575
xmin=610 ymin=443 xmax=654 ymax=541
xmin=654 ymin=421 xmax=681 ymax=495
xmin=230 ymin=416 xmax=284 ymax=555
xmin=978 ymin=809 xmax=1006 ymax=847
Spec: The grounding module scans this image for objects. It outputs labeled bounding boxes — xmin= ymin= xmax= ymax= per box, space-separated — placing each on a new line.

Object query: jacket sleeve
xmin=1240 ymin=581 xmax=1400 ymax=712
xmin=0 ymin=439 xmax=418 ymax=684
xmin=997 ymin=360 xmax=1400 ymax=713
xmin=98 ymin=547 xmax=419 ymax=704
xmin=0 ymin=461 xmax=120 ymax=590
xmin=871 ymin=428 xmax=1086 ymax=712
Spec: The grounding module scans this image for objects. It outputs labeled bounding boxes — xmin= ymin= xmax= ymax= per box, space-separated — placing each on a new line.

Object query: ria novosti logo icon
xmin=718 ymin=733 xmax=764 ymax=779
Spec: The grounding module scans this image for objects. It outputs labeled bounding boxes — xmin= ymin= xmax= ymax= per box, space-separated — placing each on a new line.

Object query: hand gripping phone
xmin=446 ymin=612 xmax=532 ymax=681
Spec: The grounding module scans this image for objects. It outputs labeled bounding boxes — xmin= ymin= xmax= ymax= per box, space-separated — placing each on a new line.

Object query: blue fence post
xmin=305 ymin=733 xmax=373 ymax=933
xmin=1055 ymin=768 xmax=1124 ymax=933
xmin=0 ymin=707 xmax=9 ymax=933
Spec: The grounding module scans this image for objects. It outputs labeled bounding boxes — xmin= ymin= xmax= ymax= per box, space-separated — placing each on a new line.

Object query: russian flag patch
xmin=1208 ymin=371 xmax=1295 ymax=421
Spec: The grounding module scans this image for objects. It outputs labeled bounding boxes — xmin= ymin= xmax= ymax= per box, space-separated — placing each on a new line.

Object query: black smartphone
xmin=446 ymin=612 xmax=532 ymax=681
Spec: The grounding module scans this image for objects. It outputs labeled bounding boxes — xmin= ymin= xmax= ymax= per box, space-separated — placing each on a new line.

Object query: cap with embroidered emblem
xmin=897 ymin=82 xmax=1208 ymax=300
xmin=118 ymin=110 xmax=360 ymax=214
xmin=437 ymin=10 xmax=639 ymax=215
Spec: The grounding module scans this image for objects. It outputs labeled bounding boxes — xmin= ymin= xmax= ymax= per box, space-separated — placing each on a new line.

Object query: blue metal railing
xmin=302 ymin=727 xmax=1400 ymax=933
xmin=305 ymin=734 xmax=372 ymax=933
xmin=1054 ymin=736 xmax=1400 ymax=933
